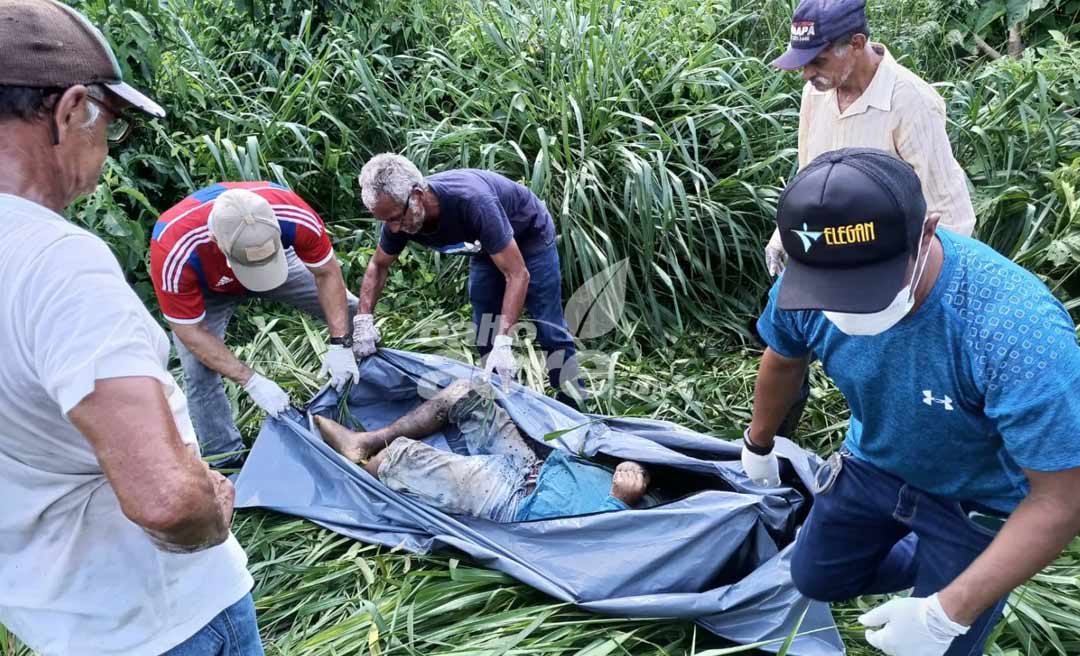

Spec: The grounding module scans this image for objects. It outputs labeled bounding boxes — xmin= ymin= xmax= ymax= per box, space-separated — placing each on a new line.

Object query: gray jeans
xmin=377 ymin=385 xmax=541 ymax=522
xmin=173 ymin=253 xmax=357 ymax=465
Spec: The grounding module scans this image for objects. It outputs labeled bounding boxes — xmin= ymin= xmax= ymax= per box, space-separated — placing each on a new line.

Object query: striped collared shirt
xmin=797 ymin=44 xmax=976 ymax=236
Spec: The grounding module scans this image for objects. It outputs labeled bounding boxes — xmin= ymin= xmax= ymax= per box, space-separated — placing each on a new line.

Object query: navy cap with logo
xmin=775 ymin=148 xmax=927 ymax=313
xmin=771 ymin=0 xmax=868 ymax=70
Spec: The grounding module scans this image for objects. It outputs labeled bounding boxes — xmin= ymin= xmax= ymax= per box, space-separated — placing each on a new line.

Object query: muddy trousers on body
xmin=174 ymin=253 xmax=358 ymax=467
xmin=791 ymin=450 xmax=1010 ymax=656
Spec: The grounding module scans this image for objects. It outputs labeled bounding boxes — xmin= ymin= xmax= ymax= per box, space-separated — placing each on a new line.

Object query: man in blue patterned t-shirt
xmin=741 ymin=148 xmax=1080 ymax=656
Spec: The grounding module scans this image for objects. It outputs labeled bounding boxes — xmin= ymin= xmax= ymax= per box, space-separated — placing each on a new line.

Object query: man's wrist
xmin=937 ymin=584 xmax=978 ymax=627
xmin=329 ymin=333 xmax=353 ymax=348
xmin=236 ymin=368 xmax=255 ymax=387
xmin=239 ymin=369 xmax=259 ymax=389
xmin=493 ymin=334 xmax=513 ymax=348
xmin=743 ymin=427 xmax=774 ymax=455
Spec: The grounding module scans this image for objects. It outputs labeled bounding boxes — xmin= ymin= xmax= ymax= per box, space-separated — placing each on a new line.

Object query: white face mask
xmin=824 ymin=224 xmax=930 ymax=336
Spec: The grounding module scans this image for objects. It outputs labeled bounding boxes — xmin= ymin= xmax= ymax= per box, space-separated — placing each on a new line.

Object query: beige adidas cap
xmin=208 ymin=189 xmax=288 ymax=292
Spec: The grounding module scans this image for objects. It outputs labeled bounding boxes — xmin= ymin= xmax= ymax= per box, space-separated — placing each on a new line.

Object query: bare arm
xmin=359 ymin=245 xmax=398 ymax=314
xmin=748 ymin=348 xmax=810 ymax=450
xmin=67 ymin=377 xmax=232 ymax=552
xmin=308 ymin=255 xmax=350 ymax=336
xmin=488 ymin=239 xmax=531 ymax=336
xmin=939 ymin=467 xmax=1080 ymax=625
xmin=171 ymin=321 xmax=253 ymax=385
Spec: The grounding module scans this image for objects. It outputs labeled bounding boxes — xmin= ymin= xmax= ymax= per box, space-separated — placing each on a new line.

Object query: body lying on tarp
xmin=234 ymin=349 xmax=844 ymax=655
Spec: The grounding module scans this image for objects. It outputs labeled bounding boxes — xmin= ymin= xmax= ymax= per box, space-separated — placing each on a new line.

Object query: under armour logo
xmin=216 ymin=275 xmax=235 ymax=286
xmin=791 ymin=223 xmax=823 ymax=253
xmin=922 ymin=390 xmax=954 ymax=411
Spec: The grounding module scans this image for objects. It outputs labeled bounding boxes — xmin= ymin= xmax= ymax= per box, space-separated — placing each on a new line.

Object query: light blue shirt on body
xmin=757 ymin=230 xmax=1080 ymax=513
xmin=516 ymin=450 xmax=629 ymax=521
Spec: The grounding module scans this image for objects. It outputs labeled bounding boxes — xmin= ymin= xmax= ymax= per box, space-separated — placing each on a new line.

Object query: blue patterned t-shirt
xmin=757 ymin=230 xmax=1080 ymax=512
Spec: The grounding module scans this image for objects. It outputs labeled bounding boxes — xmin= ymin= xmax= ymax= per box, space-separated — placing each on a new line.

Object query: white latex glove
xmin=859 ymin=594 xmax=969 ymax=656
xmin=243 ymin=373 xmax=290 ymax=418
xmin=741 ymin=428 xmax=781 ymax=487
xmin=483 ymin=334 xmax=517 ymax=391
xmin=765 ymin=228 xmax=787 ymax=277
xmin=352 ymin=313 xmax=380 ymax=357
xmin=318 ymin=344 xmax=360 ymax=392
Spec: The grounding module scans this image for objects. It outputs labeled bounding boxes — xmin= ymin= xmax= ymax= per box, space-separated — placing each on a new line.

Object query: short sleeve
xmin=270 ymin=190 xmax=333 ymax=267
xmin=158 ymin=271 xmax=207 ymax=324
xmin=150 ymin=241 xmax=205 ymax=324
xmin=379 ymin=224 xmax=409 ymax=256
xmin=982 ymin=295 xmax=1080 ymax=473
xmin=467 ymin=194 xmax=514 ymax=255
xmin=24 ymin=235 xmax=173 ymax=415
xmin=755 ymin=278 xmax=812 ymax=358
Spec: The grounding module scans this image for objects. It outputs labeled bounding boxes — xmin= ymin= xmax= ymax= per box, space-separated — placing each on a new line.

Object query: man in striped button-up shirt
xmin=765 ymin=0 xmax=976 ymax=276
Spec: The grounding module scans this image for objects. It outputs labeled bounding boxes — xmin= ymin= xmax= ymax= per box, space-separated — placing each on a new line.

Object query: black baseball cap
xmin=775 ymin=148 xmax=927 ymax=313
xmin=772 ymin=0 xmax=868 ymax=70
xmin=0 ymin=0 xmax=164 ymax=117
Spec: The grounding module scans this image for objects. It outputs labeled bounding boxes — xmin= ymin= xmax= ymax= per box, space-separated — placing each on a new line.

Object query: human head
xmin=208 ymin=189 xmax=289 ymax=292
xmin=771 ymin=0 xmax=871 ymax=91
xmin=358 ymin=153 xmax=428 ymax=234
xmin=774 ymin=148 xmax=937 ymax=315
xmin=0 ymin=0 xmax=164 ymax=209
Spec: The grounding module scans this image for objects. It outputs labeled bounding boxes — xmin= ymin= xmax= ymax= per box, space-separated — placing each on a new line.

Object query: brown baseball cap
xmin=0 ymin=0 xmax=165 ymax=117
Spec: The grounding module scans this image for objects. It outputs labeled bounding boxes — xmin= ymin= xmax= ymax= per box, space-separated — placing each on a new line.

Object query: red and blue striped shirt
xmin=150 ymin=182 xmax=333 ymax=324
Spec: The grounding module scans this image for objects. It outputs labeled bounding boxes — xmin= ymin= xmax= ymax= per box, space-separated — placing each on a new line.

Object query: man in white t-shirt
xmin=0 ymin=2 xmax=260 ymax=655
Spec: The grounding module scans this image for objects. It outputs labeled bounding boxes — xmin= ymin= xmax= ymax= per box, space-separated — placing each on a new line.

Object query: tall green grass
xmin=66 ymin=0 xmax=1080 ymax=336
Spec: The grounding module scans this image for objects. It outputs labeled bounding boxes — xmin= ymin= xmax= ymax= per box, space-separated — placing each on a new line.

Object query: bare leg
xmin=315 ymin=379 xmax=474 ymax=463
xmin=610 ymin=461 xmax=650 ymax=506
xmin=364 ymin=448 xmax=389 ymax=477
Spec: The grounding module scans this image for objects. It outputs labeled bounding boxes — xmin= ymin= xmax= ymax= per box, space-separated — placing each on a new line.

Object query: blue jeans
xmin=469 ymin=244 xmax=580 ymax=402
xmin=162 ymin=594 xmax=264 ymax=656
xmin=791 ymin=451 xmax=1010 ymax=656
xmin=173 ymin=253 xmax=358 ymax=466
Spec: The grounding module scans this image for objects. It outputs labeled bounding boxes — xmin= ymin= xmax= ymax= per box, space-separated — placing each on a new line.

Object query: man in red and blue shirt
xmin=151 ymin=182 xmax=358 ymax=466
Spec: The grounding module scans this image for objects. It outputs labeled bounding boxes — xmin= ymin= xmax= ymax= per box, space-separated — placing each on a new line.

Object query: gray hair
xmin=830 ymin=24 xmax=870 ymax=56
xmin=358 ymin=153 xmax=426 ymax=210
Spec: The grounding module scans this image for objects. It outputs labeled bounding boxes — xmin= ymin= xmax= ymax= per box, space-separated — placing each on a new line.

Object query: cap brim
xmin=770 ymin=44 xmax=828 ymax=70
xmin=230 ymin=249 xmax=289 ymax=293
xmin=777 ymin=251 xmax=910 ymax=313
xmin=105 ymin=82 xmax=166 ymax=118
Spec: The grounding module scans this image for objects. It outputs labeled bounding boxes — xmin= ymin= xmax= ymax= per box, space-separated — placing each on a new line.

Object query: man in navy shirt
xmin=741 ymin=148 xmax=1080 ymax=656
xmin=354 ymin=154 xmax=580 ymax=405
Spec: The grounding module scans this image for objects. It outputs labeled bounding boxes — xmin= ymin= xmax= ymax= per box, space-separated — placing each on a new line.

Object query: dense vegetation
xmin=4 ymin=0 xmax=1080 ymax=654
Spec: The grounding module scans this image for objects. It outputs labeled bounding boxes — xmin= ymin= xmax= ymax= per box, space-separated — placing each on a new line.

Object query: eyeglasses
xmin=382 ymin=197 xmax=411 ymax=230
xmin=376 ymin=186 xmax=424 ymax=231
xmin=85 ymin=94 xmax=134 ymax=144
xmin=47 ymin=89 xmax=135 ymax=146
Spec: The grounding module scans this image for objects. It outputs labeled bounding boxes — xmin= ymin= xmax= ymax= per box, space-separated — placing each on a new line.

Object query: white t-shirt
xmin=0 ymin=194 xmax=254 ymax=655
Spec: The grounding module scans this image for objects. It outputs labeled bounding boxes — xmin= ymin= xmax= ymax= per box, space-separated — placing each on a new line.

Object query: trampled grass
xmin=207 ymin=291 xmax=1080 ymax=655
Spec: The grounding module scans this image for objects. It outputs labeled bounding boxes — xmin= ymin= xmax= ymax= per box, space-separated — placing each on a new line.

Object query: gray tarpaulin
xmin=234 ymin=349 xmax=843 ymax=655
